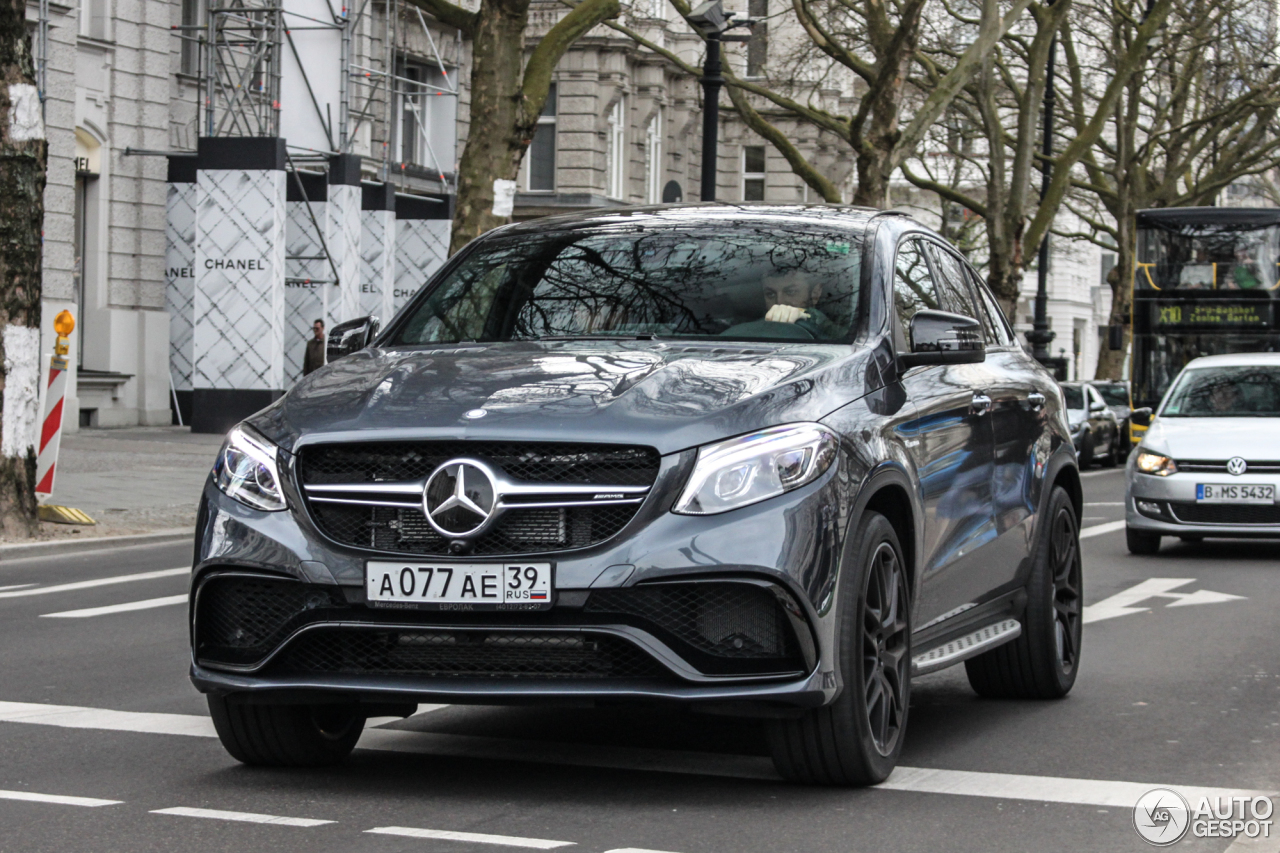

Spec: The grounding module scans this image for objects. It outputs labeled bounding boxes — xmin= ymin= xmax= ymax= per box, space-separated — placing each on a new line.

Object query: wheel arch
xmin=855 ymin=466 xmax=922 ymax=598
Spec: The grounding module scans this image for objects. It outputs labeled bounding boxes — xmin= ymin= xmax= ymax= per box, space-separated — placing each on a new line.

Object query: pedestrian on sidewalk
xmin=303 ymin=319 xmax=325 ymax=376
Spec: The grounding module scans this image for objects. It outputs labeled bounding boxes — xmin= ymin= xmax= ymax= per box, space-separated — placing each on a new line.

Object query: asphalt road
xmin=0 ymin=467 xmax=1276 ymax=853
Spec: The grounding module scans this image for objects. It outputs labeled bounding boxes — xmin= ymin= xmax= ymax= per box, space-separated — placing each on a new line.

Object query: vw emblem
xmin=423 ymin=459 xmax=498 ymax=537
xmin=464 ymin=409 xmax=487 ymax=420
xmin=1227 ymin=456 xmax=1248 ymax=476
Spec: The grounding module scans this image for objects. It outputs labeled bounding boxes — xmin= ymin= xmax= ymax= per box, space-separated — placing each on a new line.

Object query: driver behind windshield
xmin=761 ymin=271 xmax=840 ymax=338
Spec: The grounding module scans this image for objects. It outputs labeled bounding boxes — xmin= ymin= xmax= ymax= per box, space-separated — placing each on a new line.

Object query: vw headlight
xmin=1134 ymin=450 xmax=1177 ymax=477
xmin=214 ymin=424 xmax=288 ymax=511
xmin=673 ymin=424 xmax=838 ymax=515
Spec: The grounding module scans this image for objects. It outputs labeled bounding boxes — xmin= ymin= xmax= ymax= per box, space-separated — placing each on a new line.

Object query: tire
xmin=1126 ymin=526 xmax=1162 ymax=555
xmin=767 ymin=511 xmax=911 ymax=786
xmin=1102 ymin=429 xmax=1121 ymax=468
xmin=208 ymin=695 xmax=365 ymax=767
xmin=1078 ymin=432 xmax=1094 ymax=469
xmin=965 ymin=486 xmax=1082 ymax=699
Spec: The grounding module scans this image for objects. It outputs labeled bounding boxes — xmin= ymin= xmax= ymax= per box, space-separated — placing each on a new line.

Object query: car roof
xmin=1182 ymin=352 xmax=1280 ymax=368
xmin=492 ymin=203 xmax=907 ymax=239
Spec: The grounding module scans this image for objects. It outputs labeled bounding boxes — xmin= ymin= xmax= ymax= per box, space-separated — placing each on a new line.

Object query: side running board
xmin=911 ymin=619 xmax=1021 ymax=676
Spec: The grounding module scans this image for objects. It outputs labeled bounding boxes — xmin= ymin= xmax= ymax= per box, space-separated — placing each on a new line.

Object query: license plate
xmin=1196 ymin=484 xmax=1275 ymax=504
xmin=366 ymin=561 xmax=553 ymax=611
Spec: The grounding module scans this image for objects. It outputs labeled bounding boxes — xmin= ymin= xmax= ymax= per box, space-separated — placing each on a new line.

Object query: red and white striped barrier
xmin=34 ymin=311 xmax=74 ymax=502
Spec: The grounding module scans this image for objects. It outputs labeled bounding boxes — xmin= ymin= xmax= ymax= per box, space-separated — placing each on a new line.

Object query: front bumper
xmin=190 ymin=451 xmax=847 ymax=710
xmin=1126 ymin=469 xmax=1280 ymax=537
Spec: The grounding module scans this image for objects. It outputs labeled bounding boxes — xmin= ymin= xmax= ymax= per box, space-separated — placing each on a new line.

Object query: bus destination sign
xmin=1152 ymin=301 xmax=1271 ymax=328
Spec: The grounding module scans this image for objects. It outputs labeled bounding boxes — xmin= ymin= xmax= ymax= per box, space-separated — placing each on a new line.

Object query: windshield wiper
xmin=516 ymin=334 xmax=660 ymax=342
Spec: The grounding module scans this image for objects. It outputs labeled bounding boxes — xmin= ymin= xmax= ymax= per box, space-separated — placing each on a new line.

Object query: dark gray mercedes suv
xmin=192 ymin=204 xmax=1082 ymax=785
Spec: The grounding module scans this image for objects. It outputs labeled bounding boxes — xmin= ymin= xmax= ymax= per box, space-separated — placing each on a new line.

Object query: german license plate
xmin=1196 ymin=484 xmax=1275 ymax=504
xmin=366 ymin=561 xmax=553 ymax=610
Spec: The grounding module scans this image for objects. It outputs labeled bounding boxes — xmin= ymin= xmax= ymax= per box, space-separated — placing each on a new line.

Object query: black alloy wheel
xmin=966 ymin=486 xmax=1082 ymax=699
xmin=768 ymin=511 xmax=911 ymax=785
xmin=862 ymin=541 xmax=910 ymax=756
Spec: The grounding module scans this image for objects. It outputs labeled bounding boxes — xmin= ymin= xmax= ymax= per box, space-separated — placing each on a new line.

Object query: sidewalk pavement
xmin=0 ymin=426 xmax=223 ymax=545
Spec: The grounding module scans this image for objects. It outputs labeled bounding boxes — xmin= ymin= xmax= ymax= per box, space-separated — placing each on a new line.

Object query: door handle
xmin=1026 ymin=392 xmax=1045 ymax=411
xmin=971 ymin=393 xmax=993 ymax=416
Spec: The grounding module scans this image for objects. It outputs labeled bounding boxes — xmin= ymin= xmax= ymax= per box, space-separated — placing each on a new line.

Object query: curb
xmin=0 ymin=528 xmax=194 ymax=561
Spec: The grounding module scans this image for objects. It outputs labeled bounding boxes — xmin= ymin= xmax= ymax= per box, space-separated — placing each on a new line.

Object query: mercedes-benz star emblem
xmin=423 ymin=460 xmax=498 ymax=537
xmin=1227 ymin=456 xmax=1248 ymax=476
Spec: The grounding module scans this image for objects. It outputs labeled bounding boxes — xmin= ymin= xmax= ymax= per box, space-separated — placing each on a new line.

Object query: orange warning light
xmin=54 ymin=310 xmax=75 ymax=336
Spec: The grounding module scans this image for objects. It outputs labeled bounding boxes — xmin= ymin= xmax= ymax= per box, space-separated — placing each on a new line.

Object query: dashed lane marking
xmin=0 ymin=701 xmax=1271 ymax=809
xmin=366 ymin=826 xmax=574 ymax=849
xmin=0 ymin=789 xmax=121 ymax=807
xmin=0 ymin=568 xmax=187 ymax=600
xmin=1080 ymin=520 xmax=1126 ymax=539
xmin=41 ymin=594 xmax=188 ymax=619
xmin=152 ymin=807 xmax=334 ymax=827
xmin=0 ymin=584 xmax=36 ymax=593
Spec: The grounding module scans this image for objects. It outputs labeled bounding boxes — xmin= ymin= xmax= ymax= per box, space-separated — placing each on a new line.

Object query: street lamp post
xmin=1026 ymin=16 xmax=1058 ymax=367
xmin=688 ymin=0 xmax=755 ymax=202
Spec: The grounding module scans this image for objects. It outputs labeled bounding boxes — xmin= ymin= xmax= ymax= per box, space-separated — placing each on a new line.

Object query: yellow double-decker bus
xmin=1130 ymin=207 xmax=1280 ymax=441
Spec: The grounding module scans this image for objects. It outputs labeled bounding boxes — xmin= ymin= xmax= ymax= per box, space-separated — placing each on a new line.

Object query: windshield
xmin=1062 ymin=386 xmax=1084 ymax=409
xmin=1093 ymin=385 xmax=1129 ymax=406
xmin=390 ymin=224 xmax=864 ymax=345
xmin=1161 ymin=365 xmax=1280 ymax=417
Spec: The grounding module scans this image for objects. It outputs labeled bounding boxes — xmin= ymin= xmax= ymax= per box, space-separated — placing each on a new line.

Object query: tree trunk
xmin=1094 ymin=212 xmax=1134 ymax=380
xmin=0 ymin=0 xmax=45 ymax=537
xmin=449 ymin=0 xmax=535 ymax=255
xmin=851 ymin=145 xmax=893 ymax=208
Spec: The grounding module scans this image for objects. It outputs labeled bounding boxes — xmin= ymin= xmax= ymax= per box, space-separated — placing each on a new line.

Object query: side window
xmin=924 ymin=243 xmax=985 ymax=340
xmin=894 ymin=237 xmax=971 ymax=326
xmin=968 ymin=269 xmax=1014 ymax=346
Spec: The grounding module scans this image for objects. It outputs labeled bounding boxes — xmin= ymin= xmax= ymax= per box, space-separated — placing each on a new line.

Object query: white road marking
xmin=0 ymin=584 xmax=36 ymax=592
xmin=1081 ymin=468 xmax=1125 ymax=478
xmin=0 ymin=789 xmax=121 ymax=807
xmin=0 ymin=567 xmax=187 ymax=599
xmin=604 ymin=850 xmax=685 ymax=853
xmin=1223 ymin=798 xmax=1280 ymax=851
xmin=366 ymin=826 xmax=574 ymax=849
xmin=1084 ymin=578 xmax=1247 ymax=624
xmin=0 ymin=701 xmax=217 ymax=738
xmin=1080 ymin=520 xmax=1126 ymax=539
xmin=41 ymin=594 xmax=188 ymax=619
xmin=151 ymin=806 xmax=333 ymax=827
xmin=0 ymin=701 xmax=1272 ymax=810
xmin=1085 ymin=502 xmax=1125 ymax=506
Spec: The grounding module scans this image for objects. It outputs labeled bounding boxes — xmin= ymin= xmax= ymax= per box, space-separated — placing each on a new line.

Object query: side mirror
xmin=327 ymin=316 xmax=381 ymax=363
xmin=1090 ymin=401 xmax=1107 ymax=413
xmin=899 ymin=310 xmax=985 ymax=368
xmin=1130 ymin=407 xmax=1153 ymax=427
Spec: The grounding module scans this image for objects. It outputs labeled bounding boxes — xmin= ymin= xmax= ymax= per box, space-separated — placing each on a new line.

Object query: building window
xmin=80 ymin=0 xmax=107 ymax=39
xmin=180 ymin=0 xmax=204 ymax=73
xmin=527 ymin=83 xmax=557 ymax=191
xmin=395 ymin=59 xmax=457 ymax=176
xmin=644 ymin=112 xmax=662 ymax=204
xmin=606 ymin=97 xmax=627 ymax=200
xmin=746 ymin=0 xmax=768 ymax=78
xmin=743 ymin=145 xmax=765 ymax=200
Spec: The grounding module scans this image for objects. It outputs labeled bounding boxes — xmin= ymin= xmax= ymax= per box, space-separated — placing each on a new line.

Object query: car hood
xmin=1141 ymin=416 xmax=1280 ymax=460
xmin=250 ymin=340 xmax=878 ymax=456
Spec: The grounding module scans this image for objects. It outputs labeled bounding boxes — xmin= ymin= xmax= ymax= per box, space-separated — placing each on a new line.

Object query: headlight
xmin=1134 ymin=450 xmax=1177 ymax=477
xmin=213 ymin=424 xmax=288 ymax=511
xmin=673 ymin=424 xmax=838 ymax=515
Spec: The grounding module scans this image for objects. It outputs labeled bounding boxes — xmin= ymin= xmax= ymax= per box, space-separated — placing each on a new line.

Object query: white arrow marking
xmin=1084 ymin=578 xmax=1246 ymax=624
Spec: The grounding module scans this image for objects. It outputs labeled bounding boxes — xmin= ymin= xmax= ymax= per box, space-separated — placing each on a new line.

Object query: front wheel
xmin=965 ymin=485 xmax=1082 ymax=699
xmin=208 ymin=695 xmax=365 ymax=767
xmin=1126 ymin=527 xmax=1162 ymax=555
xmin=768 ymin=511 xmax=910 ymax=786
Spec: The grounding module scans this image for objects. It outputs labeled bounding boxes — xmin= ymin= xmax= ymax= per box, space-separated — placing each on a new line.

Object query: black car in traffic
xmin=192 ymin=204 xmax=1082 ymax=785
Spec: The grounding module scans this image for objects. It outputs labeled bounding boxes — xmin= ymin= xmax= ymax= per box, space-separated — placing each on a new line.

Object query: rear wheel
xmin=965 ymin=486 xmax=1082 ymax=699
xmin=768 ymin=512 xmax=910 ymax=786
xmin=208 ymin=695 xmax=365 ymax=767
xmin=1126 ymin=526 xmax=1162 ymax=555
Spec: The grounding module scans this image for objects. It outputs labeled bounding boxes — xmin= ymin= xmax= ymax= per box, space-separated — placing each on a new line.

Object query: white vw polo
xmin=1126 ymin=352 xmax=1280 ymax=554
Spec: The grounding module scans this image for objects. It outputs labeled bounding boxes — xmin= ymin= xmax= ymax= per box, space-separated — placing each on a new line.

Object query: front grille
xmin=298 ymin=441 xmax=660 ymax=556
xmin=272 ymin=628 xmax=669 ymax=680
xmin=586 ymin=582 xmax=806 ymax=675
xmin=1176 ymin=460 xmax=1280 ymax=474
xmin=1168 ymin=501 xmax=1280 ymax=525
xmin=299 ymin=442 xmax=660 ymax=486
xmin=311 ymin=502 xmax=640 ymax=555
xmin=195 ymin=575 xmax=348 ymax=666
